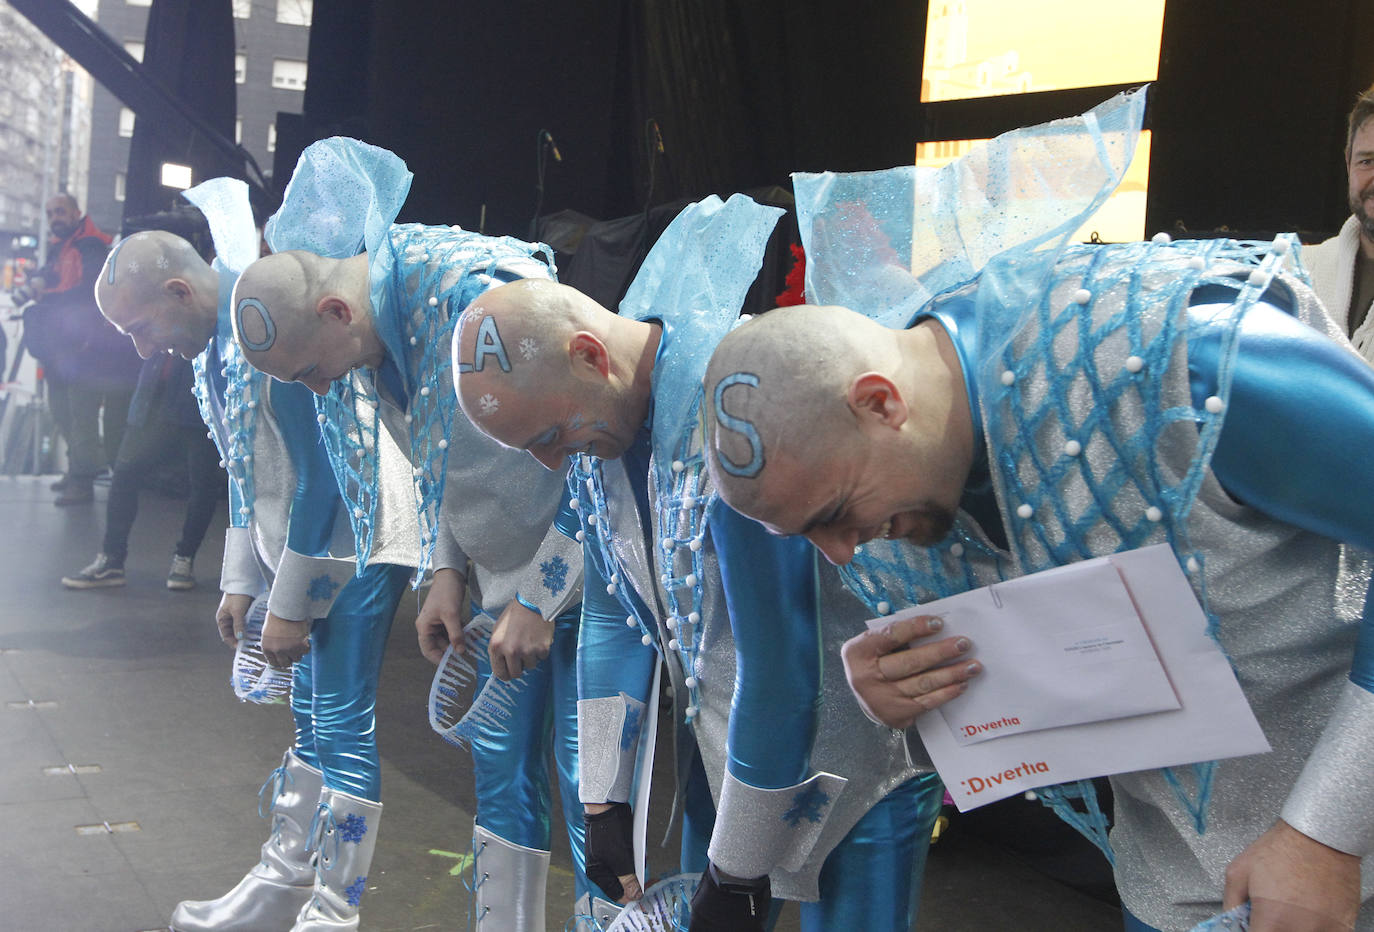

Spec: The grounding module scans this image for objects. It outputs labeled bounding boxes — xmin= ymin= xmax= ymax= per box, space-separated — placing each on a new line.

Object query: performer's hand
xmin=584 ymin=802 xmax=642 ymax=904
xmin=840 ymin=614 xmax=981 ymax=729
xmin=261 ymin=612 xmax=311 ymax=669
xmin=689 ymin=862 xmax=770 ymax=932
xmin=488 ymin=599 xmax=552 ymax=681
xmin=1222 ymin=819 xmax=1359 ymax=931
xmin=416 ymin=567 xmax=468 ymax=665
xmin=216 ymin=592 xmax=254 ymax=647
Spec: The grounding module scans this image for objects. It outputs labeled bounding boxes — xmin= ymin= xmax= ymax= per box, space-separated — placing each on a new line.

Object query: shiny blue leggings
xmin=802 ymin=771 xmax=944 ymax=931
xmin=471 ymin=608 xmax=588 ymax=900
xmin=290 ymin=563 xmax=411 ymax=802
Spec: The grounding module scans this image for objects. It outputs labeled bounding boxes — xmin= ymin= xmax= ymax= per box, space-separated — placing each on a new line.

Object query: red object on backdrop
xmin=775 ymin=243 xmax=806 ymax=306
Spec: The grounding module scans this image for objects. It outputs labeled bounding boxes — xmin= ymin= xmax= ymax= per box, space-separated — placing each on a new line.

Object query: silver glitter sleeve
xmin=706 ymin=770 xmax=848 ymax=878
xmin=508 ymin=522 xmax=583 ymax=622
xmin=430 ymin=513 xmax=469 ymax=575
xmin=266 ymin=547 xmax=357 ymax=622
xmin=220 ymin=526 xmax=267 ymax=597
xmin=1280 ymin=680 xmax=1374 ymax=856
xmin=577 ymin=694 xmax=646 ymax=804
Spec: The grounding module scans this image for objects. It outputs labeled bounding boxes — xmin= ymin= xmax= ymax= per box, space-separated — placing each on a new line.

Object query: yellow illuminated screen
xmin=921 ymin=0 xmax=1165 ymax=103
xmin=915 ymin=131 xmax=1153 ymax=243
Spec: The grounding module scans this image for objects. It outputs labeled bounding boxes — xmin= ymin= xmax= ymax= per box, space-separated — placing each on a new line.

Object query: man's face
xmin=740 ymin=431 xmax=959 ymax=567
xmin=254 ymin=324 xmax=355 ymax=395
xmin=46 ymin=198 xmax=79 ymax=240
xmin=1349 ymin=118 xmax=1374 ymax=243
xmin=473 ymin=377 xmax=632 ymax=471
xmin=103 ymin=288 xmax=212 ymax=360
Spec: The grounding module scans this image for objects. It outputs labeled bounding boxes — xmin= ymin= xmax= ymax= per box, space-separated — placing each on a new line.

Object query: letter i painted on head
xmin=467 ymin=315 xmax=511 ymax=373
xmin=713 ymin=372 xmax=765 ymax=478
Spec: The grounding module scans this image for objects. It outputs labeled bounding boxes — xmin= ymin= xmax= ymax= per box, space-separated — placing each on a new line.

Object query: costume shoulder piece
xmin=183 ymin=177 xmax=266 ymax=525
xmin=793 ymin=84 xmax=1147 ymax=328
xmin=623 ymin=193 xmax=783 ymax=720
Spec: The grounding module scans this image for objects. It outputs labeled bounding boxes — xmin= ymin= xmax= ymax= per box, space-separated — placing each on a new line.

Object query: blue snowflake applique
xmin=338 ymin=813 xmax=368 ymax=844
xmin=308 ymin=574 xmax=340 ymax=602
xmin=344 ymin=875 xmax=367 ymax=906
xmin=782 ymin=785 xmax=831 ymax=827
xmin=619 ymin=702 xmax=644 ymax=752
xmin=540 ymin=555 xmax=569 ymax=595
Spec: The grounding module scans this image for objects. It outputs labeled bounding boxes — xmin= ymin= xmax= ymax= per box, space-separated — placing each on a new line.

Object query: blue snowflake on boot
xmin=338 ymin=813 xmax=368 ymax=843
xmin=308 ymin=574 xmax=340 ymax=602
xmin=344 ymin=875 xmax=367 ymax=907
xmin=782 ymin=785 xmax=830 ymax=827
xmin=540 ymin=555 xmax=569 ymax=595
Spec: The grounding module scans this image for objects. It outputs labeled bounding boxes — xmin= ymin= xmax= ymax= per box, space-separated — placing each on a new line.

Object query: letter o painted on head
xmin=236 ymin=297 xmax=277 ymax=352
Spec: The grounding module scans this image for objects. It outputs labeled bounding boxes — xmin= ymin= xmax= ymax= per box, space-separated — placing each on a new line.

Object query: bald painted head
xmin=702 ymin=304 xmax=975 ymax=566
xmin=453 ymin=278 xmax=659 ymax=470
xmin=230 ymin=250 xmax=377 ymax=394
xmin=96 ymin=230 xmax=219 ymax=359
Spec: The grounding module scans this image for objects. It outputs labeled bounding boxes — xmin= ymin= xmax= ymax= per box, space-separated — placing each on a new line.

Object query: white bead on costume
xmin=1001 ymin=370 xmax=1016 ymax=386
xmin=1073 ymin=288 xmax=1092 ymax=305
xmin=1017 ymin=503 xmax=1034 ymax=519
xmin=1064 ymin=439 xmax=1082 ymax=457
xmin=1205 ymin=396 xmax=1225 ymax=414
xmin=1125 ymin=356 xmax=1144 ymax=373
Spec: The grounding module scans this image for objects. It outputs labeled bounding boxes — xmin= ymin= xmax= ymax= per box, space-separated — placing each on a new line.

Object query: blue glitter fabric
xmin=182 ymin=177 xmax=265 ymax=527
xmin=794 ymin=85 xmax=1148 ymax=329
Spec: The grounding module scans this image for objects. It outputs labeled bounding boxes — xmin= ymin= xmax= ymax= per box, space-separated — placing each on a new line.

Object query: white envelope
xmin=866 ymin=545 xmax=1270 ymax=810
xmin=901 ymin=557 xmax=1182 ymax=746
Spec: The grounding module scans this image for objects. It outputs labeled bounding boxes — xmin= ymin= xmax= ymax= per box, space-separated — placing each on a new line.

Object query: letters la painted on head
xmin=236 ymin=297 xmax=277 ymax=352
xmin=712 ymin=372 xmax=765 ymax=478
xmin=459 ymin=315 xmax=512 ymax=374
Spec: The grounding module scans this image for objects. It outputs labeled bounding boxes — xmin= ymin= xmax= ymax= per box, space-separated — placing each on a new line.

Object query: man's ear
xmin=848 ymin=371 xmax=908 ymax=430
xmin=164 ymin=278 xmax=192 ymax=303
xmin=318 ymin=295 xmax=353 ymax=325
xmin=568 ymin=331 xmax=611 ymax=379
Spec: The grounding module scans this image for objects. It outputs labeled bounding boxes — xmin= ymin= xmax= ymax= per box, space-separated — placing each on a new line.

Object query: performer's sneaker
xmin=166 ymin=554 xmax=195 ymax=591
xmin=62 ymin=553 xmax=125 ymax=589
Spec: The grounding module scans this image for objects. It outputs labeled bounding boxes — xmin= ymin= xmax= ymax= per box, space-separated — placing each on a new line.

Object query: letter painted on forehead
xmin=712 ymin=372 xmax=765 ymax=478
xmin=459 ymin=315 xmax=512 ymax=374
xmin=236 ymin=297 xmax=277 ymax=352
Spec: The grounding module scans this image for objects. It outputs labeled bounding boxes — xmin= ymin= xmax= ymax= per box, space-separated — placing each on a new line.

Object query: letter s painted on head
xmin=236 ymin=297 xmax=277 ymax=352
xmin=712 ymin=372 xmax=765 ymax=478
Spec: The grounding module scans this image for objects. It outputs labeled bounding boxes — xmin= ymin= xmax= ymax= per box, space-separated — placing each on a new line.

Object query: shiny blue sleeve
xmin=269 ymin=379 xmax=346 ymax=556
xmin=576 ymin=531 xmax=657 ymax=705
xmin=710 ymin=500 xmax=822 ymax=789
xmin=1192 ymin=301 xmax=1374 ymax=689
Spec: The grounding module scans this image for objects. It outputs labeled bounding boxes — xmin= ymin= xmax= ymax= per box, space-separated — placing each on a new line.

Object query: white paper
xmin=873 ymin=545 xmax=1269 ymax=810
xmin=910 ymin=558 xmax=1181 ymax=745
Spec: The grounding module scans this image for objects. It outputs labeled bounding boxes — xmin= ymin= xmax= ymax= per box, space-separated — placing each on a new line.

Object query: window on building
xmin=161 ymin=162 xmax=193 ymax=190
xmin=233 ymin=0 xmax=252 ymax=18
xmin=267 ymin=122 xmax=277 ymax=153
xmin=124 ymin=41 xmax=144 ymax=63
xmin=271 ymin=59 xmax=307 ymax=91
xmin=114 ymin=172 xmax=126 ymax=202
xmin=276 ymin=0 xmax=312 ymax=26
xmin=235 ymin=118 xmax=242 ymax=144
xmin=126 ymin=0 xmax=152 ymax=6
xmin=235 ymin=54 xmax=247 ymax=84
xmin=117 ymin=107 xmax=135 ymax=138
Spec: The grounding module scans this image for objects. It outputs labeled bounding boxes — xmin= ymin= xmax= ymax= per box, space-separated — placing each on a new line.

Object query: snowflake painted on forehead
xmin=126 ymin=259 xmax=141 ymax=275
xmin=477 ymin=393 xmax=500 ymax=417
xmin=518 ymin=337 xmax=537 ymax=360
xmin=156 ymin=255 xmax=169 ymax=270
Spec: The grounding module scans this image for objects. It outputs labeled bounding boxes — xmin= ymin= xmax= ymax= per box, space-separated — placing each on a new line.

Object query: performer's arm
xmin=262 ymin=380 xmax=354 ymax=624
xmin=1190 ymin=299 xmax=1372 ymax=927
xmin=703 ymin=502 xmax=844 ymax=885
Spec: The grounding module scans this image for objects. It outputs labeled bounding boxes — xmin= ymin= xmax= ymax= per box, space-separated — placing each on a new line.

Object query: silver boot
xmin=572 ymin=890 xmax=624 ymax=930
xmin=473 ymin=823 xmax=550 ymax=931
xmin=170 ymin=749 xmax=322 ymax=932
xmin=290 ymin=786 xmax=383 ymax=931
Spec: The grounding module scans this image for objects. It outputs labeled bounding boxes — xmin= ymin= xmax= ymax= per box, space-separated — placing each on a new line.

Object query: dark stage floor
xmin=0 ymin=474 xmax=1125 ymax=931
